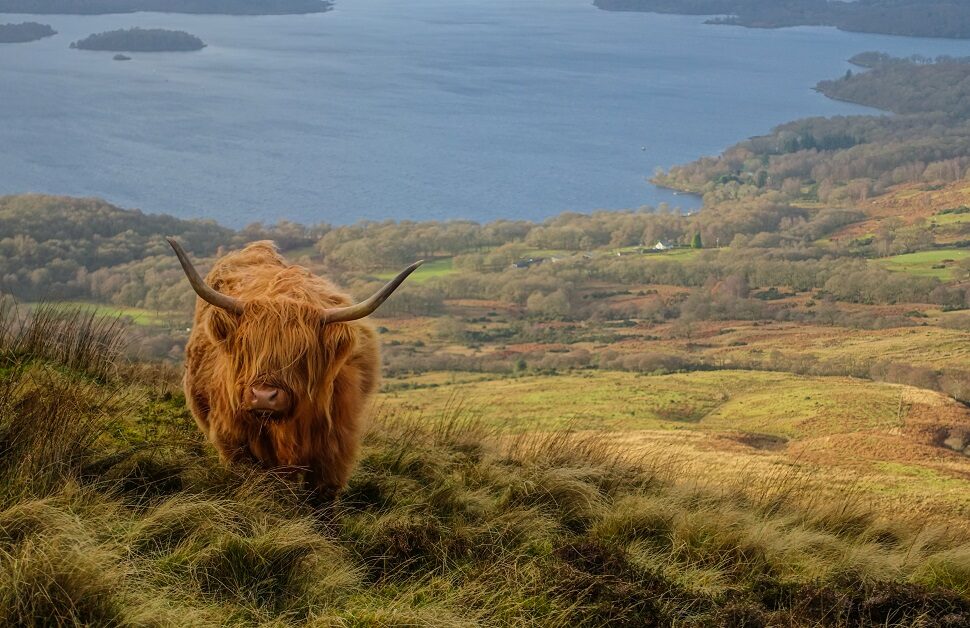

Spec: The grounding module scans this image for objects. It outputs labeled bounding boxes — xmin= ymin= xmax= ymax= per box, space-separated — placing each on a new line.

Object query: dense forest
xmin=71 ymin=28 xmax=205 ymax=52
xmin=0 ymin=195 xmax=327 ymax=308
xmin=0 ymin=0 xmax=330 ymax=14
xmin=818 ymin=54 xmax=970 ymax=117
xmin=594 ymin=0 xmax=970 ymax=39
xmin=654 ymin=55 xmax=970 ymax=206
xmin=0 ymin=21 xmax=55 ymax=43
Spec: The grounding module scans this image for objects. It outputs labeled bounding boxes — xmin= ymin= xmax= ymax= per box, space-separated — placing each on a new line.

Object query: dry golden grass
xmin=831 ymin=179 xmax=970 ymax=243
xmin=0 ymin=306 xmax=967 ymax=625
xmin=381 ymin=370 xmax=970 ymax=525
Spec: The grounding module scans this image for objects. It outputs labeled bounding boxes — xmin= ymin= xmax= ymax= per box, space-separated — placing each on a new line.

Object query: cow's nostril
xmin=250 ymin=385 xmax=286 ymax=411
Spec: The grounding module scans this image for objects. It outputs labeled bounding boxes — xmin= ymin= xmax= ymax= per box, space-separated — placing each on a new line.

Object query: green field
xmin=380 ymin=370 xmax=909 ymax=437
xmin=610 ymin=246 xmax=703 ymax=261
xmin=875 ymin=249 xmax=970 ymax=279
xmin=932 ymin=212 xmax=970 ymax=226
xmin=280 ymin=244 xmax=318 ymax=259
xmin=26 ymin=301 xmax=178 ymax=326
xmin=376 ymin=257 xmax=455 ymax=284
xmin=659 ymin=247 xmax=703 ymax=260
xmin=521 ymin=248 xmax=573 ymax=258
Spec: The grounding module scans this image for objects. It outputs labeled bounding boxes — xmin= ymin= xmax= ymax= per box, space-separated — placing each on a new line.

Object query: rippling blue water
xmin=1 ymin=0 xmax=968 ymax=226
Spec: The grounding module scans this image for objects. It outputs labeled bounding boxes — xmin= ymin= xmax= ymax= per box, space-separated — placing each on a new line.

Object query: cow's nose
xmin=249 ymin=385 xmax=288 ymax=412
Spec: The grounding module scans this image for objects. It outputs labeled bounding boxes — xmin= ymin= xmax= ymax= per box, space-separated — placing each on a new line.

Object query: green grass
xmin=3 ymin=365 xmax=969 ymax=625
xmin=281 ymin=244 xmax=319 ymax=259
xmin=609 ymin=246 xmax=703 ymax=260
xmin=663 ymin=247 xmax=703 ymax=260
xmin=381 ymin=370 xmax=912 ymax=437
xmin=0 ymin=309 xmax=968 ymax=625
xmin=932 ymin=212 xmax=970 ymax=226
xmin=870 ymin=463 xmax=970 ymax=513
xmin=523 ymin=248 xmax=573 ymax=258
xmin=644 ymin=247 xmax=703 ymax=262
xmin=26 ymin=300 xmax=178 ymax=326
xmin=874 ymin=249 xmax=970 ymax=280
xmin=376 ymin=257 xmax=455 ymax=284
xmin=700 ymin=377 xmax=903 ymax=438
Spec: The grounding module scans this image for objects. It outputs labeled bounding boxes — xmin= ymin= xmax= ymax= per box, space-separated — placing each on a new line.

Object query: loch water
xmin=1 ymin=0 xmax=969 ymax=226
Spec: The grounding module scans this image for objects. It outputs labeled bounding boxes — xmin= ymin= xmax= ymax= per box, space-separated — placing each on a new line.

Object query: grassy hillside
xmin=382 ymin=370 xmax=970 ymax=522
xmin=1 ymin=301 xmax=969 ymax=625
xmin=382 ymin=370 xmax=906 ymax=434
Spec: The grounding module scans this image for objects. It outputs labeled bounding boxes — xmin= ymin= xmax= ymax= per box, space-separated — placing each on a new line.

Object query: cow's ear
xmin=206 ymin=307 xmax=239 ymax=344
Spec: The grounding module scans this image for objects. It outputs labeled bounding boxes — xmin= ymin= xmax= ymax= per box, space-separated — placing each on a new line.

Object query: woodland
xmin=0 ymin=21 xmax=55 ymax=43
xmin=70 ymin=28 xmax=206 ymax=52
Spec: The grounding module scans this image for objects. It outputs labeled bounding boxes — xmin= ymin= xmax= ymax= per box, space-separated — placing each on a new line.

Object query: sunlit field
xmin=380 ymin=370 xmax=970 ymax=523
xmin=0 ymin=307 xmax=967 ymax=626
xmin=876 ymin=249 xmax=970 ymax=280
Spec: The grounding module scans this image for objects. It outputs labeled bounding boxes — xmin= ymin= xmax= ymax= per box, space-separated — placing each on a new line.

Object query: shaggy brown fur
xmin=183 ymin=241 xmax=379 ymax=497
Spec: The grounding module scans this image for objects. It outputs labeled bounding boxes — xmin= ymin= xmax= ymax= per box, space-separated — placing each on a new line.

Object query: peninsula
xmin=594 ymin=0 xmax=970 ymax=39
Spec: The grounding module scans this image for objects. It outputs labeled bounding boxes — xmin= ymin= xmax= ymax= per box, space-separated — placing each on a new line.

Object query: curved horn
xmin=322 ymin=260 xmax=424 ymax=323
xmin=166 ymin=238 xmax=244 ymax=316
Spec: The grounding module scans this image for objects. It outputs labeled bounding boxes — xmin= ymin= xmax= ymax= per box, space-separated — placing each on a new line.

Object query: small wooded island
xmin=0 ymin=21 xmax=56 ymax=43
xmin=71 ymin=28 xmax=205 ymax=52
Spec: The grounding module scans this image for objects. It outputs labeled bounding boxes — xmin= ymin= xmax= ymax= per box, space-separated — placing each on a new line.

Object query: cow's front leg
xmin=209 ymin=424 xmax=259 ymax=467
xmin=303 ymin=468 xmax=342 ymax=507
xmin=184 ymin=385 xmax=212 ymax=434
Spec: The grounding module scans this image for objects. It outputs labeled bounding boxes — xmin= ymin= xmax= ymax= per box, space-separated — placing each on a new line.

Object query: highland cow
xmin=168 ymin=238 xmax=421 ymax=498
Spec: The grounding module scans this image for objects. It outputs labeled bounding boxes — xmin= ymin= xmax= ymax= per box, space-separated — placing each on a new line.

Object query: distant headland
xmin=71 ymin=28 xmax=205 ymax=52
xmin=0 ymin=21 xmax=56 ymax=43
xmin=0 ymin=0 xmax=331 ymax=15
xmin=594 ymin=0 xmax=970 ymax=39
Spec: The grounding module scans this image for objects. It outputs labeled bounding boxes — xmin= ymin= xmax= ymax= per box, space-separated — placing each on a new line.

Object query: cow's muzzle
xmin=244 ymin=384 xmax=292 ymax=421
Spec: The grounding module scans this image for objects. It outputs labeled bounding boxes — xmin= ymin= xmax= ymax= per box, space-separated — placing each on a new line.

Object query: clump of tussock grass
xmin=0 ymin=488 xmax=131 ymax=627
xmin=0 ymin=365 xmax=137 ymax=501
xmin=0 ymin=299 xmax=127 ymax=381
xmin=177 ymin=517 xmax=357 ymax=615
xmin=0 ymin=307 xmax=967 ymax=625
xmin=0 ymin=525 xmax=127 ymax=626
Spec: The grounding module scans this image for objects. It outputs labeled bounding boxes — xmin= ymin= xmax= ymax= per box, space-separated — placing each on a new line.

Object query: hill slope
xmin=0 ymin=304 xmax=967 ymax=625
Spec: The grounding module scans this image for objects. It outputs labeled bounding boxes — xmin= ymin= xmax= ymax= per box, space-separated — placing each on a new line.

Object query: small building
xmin=653 ymin=240 xmax=673 ymax=251
xmin=511 ymin=257 xmax=545 ymax=269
